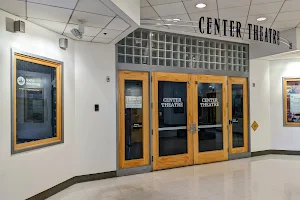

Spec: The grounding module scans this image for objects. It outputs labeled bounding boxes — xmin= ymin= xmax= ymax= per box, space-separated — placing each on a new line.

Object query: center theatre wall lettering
xmin=199 ymin=17 xmax=280 ymax=45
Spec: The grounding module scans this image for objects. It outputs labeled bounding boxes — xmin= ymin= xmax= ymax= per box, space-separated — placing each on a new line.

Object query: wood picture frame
xmin=283 ymin=78 xmax=300 ymax=126
xmin=12 ymin=51 xmax=63 ymax=153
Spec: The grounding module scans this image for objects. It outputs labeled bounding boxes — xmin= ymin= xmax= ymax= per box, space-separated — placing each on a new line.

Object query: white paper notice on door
xmin=125 ymin=96 xmax=142 ymax=108
xmin=290 ymin=94 xmax=300 ymax=114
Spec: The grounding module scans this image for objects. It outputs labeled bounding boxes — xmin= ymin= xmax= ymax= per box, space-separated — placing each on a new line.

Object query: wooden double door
xmin=118 ymin=71 xmax=248 ymax=171
xmin=152 ymin=72 xmax=248 ymax=170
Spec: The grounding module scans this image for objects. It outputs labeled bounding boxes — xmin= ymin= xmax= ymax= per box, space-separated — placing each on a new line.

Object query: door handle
xmin=190 ymin=124 xmax=197 ymax=134
xmin=190 ymin=124 xmax=193 ymax=134
xmin=193 ymin=124 xmax=197 ymax=134
xmin=232 ymin=119 xmax=239 ymax=123
xmin=229 ymin=119 xmax=239 ymax=124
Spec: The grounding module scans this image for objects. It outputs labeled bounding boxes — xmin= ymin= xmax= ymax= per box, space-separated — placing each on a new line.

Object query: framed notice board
xmin=283 ymin=78 xmax=300 ymax=126
xmin=12 ymin=50 xmax=63 ymax=154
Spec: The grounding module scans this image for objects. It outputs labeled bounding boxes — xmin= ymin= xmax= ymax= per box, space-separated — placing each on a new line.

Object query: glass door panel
xmin=118 ymin=71 xmax=149 ymax=168
xmin=158 ymin=81 xmax=188 ymax=157
xmin=229 ymin=77 xmax=248 ymax=154
xmin=193 ymin=75 xmax=228 ymax=164
xmin=152 ymin=72 xmax=193 ymax=170
xmin=198 ymin=83 xmax=223 ymax=152
xmin=125 ymin=80 xmax=143 ymax=160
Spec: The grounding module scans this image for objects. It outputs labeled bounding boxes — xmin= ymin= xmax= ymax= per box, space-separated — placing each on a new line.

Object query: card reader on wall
xmin=95 ymin=104 xmax=99 ymax=112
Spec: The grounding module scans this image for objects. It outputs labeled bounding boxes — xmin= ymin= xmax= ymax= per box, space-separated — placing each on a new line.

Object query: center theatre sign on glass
xmin=160 ymin=98 xmax=220 ymax=108
xmin=161 ymin=98 xmax=183 ymax=108
xmin=200 ymin=98 xmax=219 ymax=107
xmin=199 ymin=17 xmax=280 ymax=45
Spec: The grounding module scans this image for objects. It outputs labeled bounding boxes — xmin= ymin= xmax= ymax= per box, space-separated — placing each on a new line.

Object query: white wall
xmin=74 ymin=41 xmax=116 ymax=175
xmin=269 ymin=59 xmax=300 ymax=150
xmin=0 ymin=10 xmax=117 ymax=200
xmin=0 ymin=11 xmax=76 ymax=200
xmin=250 ymin=58 xmax=300 ymax=151
xmin=249 ymin=59 xmax=271 ymax=152
xmin=296 ymin=28 xmax=300 ymax=50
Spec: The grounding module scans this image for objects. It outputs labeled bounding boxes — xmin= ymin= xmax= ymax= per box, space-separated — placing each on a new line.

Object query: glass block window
xmin=118 ymin=29 xmax=150 ymax=65
xmin=228 ymin=43 xmax=249 ymax=72
xmin=117 ymin=29 xmax=249 ymax=73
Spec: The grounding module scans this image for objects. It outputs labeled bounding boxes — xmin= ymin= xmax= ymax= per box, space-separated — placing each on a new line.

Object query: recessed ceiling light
xmin=173 ymin=18 xmax=181 ymax=22
xmin=196 ymin=3 xmax=207 ymax=8
xmin=257 ymin=17 xmax=267 ymax=22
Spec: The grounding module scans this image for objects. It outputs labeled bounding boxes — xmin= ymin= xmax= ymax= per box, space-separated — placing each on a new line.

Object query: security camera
xmin=71 ymin=28 xmax=82 ymax=39
xmin=71 ymin=20 xmax=85 ymax=39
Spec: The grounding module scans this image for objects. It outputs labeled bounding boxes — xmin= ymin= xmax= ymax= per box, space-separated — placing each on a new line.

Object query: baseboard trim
xmin=251 ymin=150 xmax=273 ymax=157
xmin=229 ymin=152 xmax=251 ymax=160
xmin=26 ymin=171 xmax=116 ymax=200
xmin=251 ymin=150 xmax=300 ymax=157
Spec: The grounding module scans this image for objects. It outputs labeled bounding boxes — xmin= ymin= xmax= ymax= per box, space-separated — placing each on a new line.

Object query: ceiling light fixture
xmin=173 ymin=18 xmax=181 ymax=22
xmin=196 ymin=3 xmax=207 ymax=8
xmin=257 ymin=17 xmax=267 ymax=22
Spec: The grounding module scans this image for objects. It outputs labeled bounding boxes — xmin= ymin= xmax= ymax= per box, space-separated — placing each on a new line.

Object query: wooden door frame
xmin=192 ymin=75 xmax=229 ymax=164
xmin=228 ymin=77 xmax=249 ymax=154
xmin=118 ymin=70 xmax=150 ymax=168
xmin=152 ymin=72 xmax=193 ymax=170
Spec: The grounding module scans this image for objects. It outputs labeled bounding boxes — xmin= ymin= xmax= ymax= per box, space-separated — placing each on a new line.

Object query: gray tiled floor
xmin=47 ymin=155 xmax=300 ymax=200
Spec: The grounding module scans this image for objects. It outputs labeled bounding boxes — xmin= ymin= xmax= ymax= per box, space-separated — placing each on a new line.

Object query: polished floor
xmin=47 ymin=155 xmax=300 ymax=200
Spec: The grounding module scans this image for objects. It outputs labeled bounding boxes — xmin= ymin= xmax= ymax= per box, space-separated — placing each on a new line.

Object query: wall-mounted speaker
xmin=59 ymin=38 xmax=68 ymax=50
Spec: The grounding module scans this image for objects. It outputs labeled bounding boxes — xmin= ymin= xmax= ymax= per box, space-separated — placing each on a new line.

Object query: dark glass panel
xmin=232 ymin=84 xmax=244 ymax=148
xmin=198 ymin=83 xmax=223 ymax=152
xmin=16 ymin=59 xmax=56 ymax=144
xmin=124 ymin=80 xmax=143 ymax=160
xmin=158 ymin=81 xmax=187 ymax=156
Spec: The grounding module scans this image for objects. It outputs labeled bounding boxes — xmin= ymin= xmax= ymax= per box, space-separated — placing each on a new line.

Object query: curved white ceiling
xmin=0 ymin=0 xmax=132 ymax=43
xmin=140 ymin=0 xmax=300 ymax=33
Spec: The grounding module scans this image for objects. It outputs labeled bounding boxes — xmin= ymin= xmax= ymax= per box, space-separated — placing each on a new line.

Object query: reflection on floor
xmin=47 ymin=155 xmax=300 ymax=200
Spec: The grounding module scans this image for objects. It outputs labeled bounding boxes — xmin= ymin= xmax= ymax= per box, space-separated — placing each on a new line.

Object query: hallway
xmin=47 ymin=155 xmax=300 ymax=200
